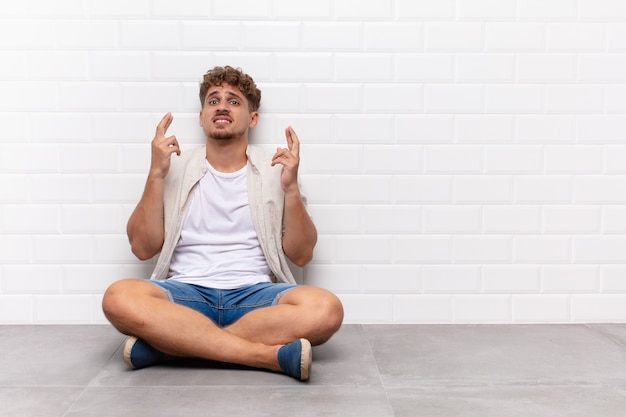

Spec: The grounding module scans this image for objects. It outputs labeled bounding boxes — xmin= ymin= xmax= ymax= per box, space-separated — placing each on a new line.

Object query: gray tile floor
xmin=2 ymin=324 xmax=626 ymax=416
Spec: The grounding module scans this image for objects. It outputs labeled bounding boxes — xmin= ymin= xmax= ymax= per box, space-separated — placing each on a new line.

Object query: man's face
xmin=199 ymin=83 xmax=258 ymax=141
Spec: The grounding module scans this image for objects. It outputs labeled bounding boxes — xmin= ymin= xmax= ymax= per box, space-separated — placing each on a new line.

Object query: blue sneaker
xmin=123 ymin=336 xmax=167 ymax=370
xmin=277 ymin=338 xmax=312 ymax=381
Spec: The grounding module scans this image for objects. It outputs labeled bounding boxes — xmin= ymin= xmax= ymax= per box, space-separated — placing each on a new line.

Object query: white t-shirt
xmin=167 ymin=161 xmax=272 ymax=289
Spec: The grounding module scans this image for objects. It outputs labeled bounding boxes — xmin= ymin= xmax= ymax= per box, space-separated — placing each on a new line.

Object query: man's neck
xmin=205 ymin=136 xmax=248 ymax=173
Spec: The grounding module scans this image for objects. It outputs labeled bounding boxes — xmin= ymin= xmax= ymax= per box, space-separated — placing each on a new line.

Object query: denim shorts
xmin=151 ymin=280 xmax=299 ymax=327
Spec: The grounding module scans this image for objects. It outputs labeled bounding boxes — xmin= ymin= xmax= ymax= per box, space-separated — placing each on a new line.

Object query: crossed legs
xmin=101 ymin=279 xmax=344 ymax=374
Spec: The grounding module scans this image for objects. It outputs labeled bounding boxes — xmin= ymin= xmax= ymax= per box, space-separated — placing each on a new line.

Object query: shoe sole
xmin=122 ymin=336 xmax=138 ymax=369
xmin=300 ymin=338 xmax=312 ymax=381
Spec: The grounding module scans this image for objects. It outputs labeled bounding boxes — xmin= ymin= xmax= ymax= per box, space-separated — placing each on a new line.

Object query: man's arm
xmin=272 ymin=126 xmax=317 ymax=267
xmin=127 ymin=113 xmax=180 ymax=260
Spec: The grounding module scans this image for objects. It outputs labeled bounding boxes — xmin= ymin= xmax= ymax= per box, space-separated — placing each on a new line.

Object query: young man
xmin=102 ymin=66 xmax=343 ymax=381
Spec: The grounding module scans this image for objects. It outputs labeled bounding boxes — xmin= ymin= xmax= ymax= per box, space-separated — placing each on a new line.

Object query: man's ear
xmin=249 ymin=111 xmax=259 ymax=128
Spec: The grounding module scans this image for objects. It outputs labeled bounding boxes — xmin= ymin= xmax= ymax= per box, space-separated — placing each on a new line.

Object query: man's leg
xmin=224 ymin=286 xmax=344 ymax=346
xmin=102 ymin=279 xmax=285 ymax=373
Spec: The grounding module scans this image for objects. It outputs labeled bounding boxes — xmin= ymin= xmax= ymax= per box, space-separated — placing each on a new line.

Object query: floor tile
xmin=0 ymin=325 xmax=123 ymax=387
xmin=364 ymin=324 xmax=626 ymax=387
xmin=387 ymin=385 xmax=626 ymax=417
xmin=0 ymin=387 xmax=83 ymax=417
xmin=65 ymin=385 xmax=394 ymax=417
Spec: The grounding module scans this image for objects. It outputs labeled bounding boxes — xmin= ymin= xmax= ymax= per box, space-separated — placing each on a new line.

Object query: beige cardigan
xmin=149 ymin=145 xmax=298 ymax=284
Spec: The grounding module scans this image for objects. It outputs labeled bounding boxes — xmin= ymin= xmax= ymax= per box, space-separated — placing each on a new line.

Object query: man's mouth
xmin=213 ymin=116 xmax=232 ymax=125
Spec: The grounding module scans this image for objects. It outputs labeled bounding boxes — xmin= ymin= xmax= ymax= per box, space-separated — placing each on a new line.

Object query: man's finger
xmin=285 ymin=126 xmax=300 ymax=156
xmin=156 ymin=112 xmax=173 ymax=137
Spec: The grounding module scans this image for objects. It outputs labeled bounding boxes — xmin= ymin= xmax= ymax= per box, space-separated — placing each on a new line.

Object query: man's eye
xmin=209 ymin=99 xmax=218 ymax=105
xmin=230 ymin=100 xmax=239 ymax=106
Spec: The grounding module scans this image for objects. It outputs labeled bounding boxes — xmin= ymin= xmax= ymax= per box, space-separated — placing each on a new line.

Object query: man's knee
xmin=102 ymin=279 xmax=160 ymax=331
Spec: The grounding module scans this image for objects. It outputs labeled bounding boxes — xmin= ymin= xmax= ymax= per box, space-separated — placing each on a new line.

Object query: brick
xmin=454 ymin=176 xmax=513 ymax=204
xmin=514 ymin=176 xmax=572 ymax=204
xmin=363 ymin=145 xmax=422 ymax=173
xmin=422 ymin=266 xmax=481 ymax=293
xmin=2 ymin=265 xmax=62 ymax=293
xmin=121 ymin=83 xmax=182 ymax=111
xmin=547 ymin=24 xmax=605 ymax=51
xmin=0 ymin=235 xmax=32 ymax=263
xmin=424 ymin=84 xmax=484 ymax=113
xmin=339 ymin=294 xmax=393 ymax=323
xmin=542 ymin=266 xmax=599 ymax=293
xmin=88 ymin=0 xmax=148 ymax=17
xmin=543 ymin=206 xmax=601 ymax=234
xmin=151 ymin=0 xmax=211 ymax=17
xmin=92 ymin=174 xmax=146 ymax=203
xmin=0 ymin=82 xmax=58 ymax=111
xmin=423 ymin=145 xmax=483 ymax=173
xmin=601 ymin=266 xmax=626 ymax=292
xmin=33 ymin=235 xmax=92 ymax=263
xmin=396 ymin=0 xmax=455 ymax=20
xmin=57 ymin=20 xmax=118 ymax=49
xmin=31 ymin=174 xmax=91 ymax=203
xmin=579 ymin=54 xmax=626 ymax=83
xmin=93 ymin=235 xmax=139 ymax=263
xmin=574 ymin=176 xmax=626 ymax=203
xmin=0 ymin=175 xmax=29 ymax=203
xmin=608 ymin=24 xmax=626 ymax=51
xmin=61 ymin=205 xmax=124 ymax=234
xmin=242 ymin=22 xmax=299 ymax=50
xmin=365 ymin=23 xmax=423 ymax=51
xmin=34 ymin=295 xmax=94 ymax=324
xmin=453 ymin=236 xmax=511 ymax=263
xmin=516 ymin=116 xmax=575 ymax=143
xmin=58 ymin=82 xmax=120 ymax=111
xmin=274 ymin=0 xmax=331 ymax=18
xmin=517 ymin=54 xmax=577 ymax=83
xmin=455 ymin=116 xmax=514 ymax=143
xmin=456 ymin=54 xmax=515 ymax=82
xmin=90 ymin=52 xmax=150 ymax=80
xmin=119 ymin=21 xmax=179 ymax=49
xmin=335 ymin=236 xmax=393 ymax=263
xmin=61 ymin=144 xmax=120 ymax=173
xmin=0 ymin=112 xmax=28 ymax=142
xmin=363 ymin=205 xmax=421 ymax=234
xmin=394 ymin=295 xmax=452 ymax=323
xmin=334 ymin=175 xmax=393 ymax=203
xmin=336 ymin=54 xmax=394 ymax=82
xmin=546 ymin=86 xmax=604 ymax=113
xmin=334 ymin=115 xmax=394 ymax=143
xmin=483 ymin=207 xmax=541 ymax=234
xmin=303 ymin=265 xmax=360 ymax=293
xmin=303 ymin=84 xmax=362 ymax=113
xmin=396 ymin=115 xmax=454 ymax=144
xmin=302 ymin=22 xmax=361 ymax=50
xmin=396 ymin=53 xmax=454 ymax=82
xmin=274 ymin=53 xmax=333 ymax=82
xmin=361 ymin=265 xmax=421 ymax=293
xmin=365 ymin=84 xmax=422 ymax=113
xmin=0 ymin=52 xmax=27 ymax=80
xmin=518 ymin=0 xmax=578 ymax=20
xmin=422 ymin=206 xmax=482 ymax=234
xmin=0 ymin=144 xmax=59 ymax=173
xmin=512 ymin=295 xmax=570 ymax=322
xmin=0 ymin=20 xmax=56 ymax=49
xmin=514 ymin=236 xmax=571 ymax=263
xmin=486 ymin=85 xmax=544 ymax=113
xmin=545 ymin=146 xmax=603 ymax=174
xmin=425 ymin=23 xmax=484 ymax=51
xmin=486 ymin=23 xmax=545 ymax=51
xmin=457 ymin=0 xmax=516 ymax=20
xmin=395 ymin=236 xmax=451 ymax=263
xmin=603 ymin=206 xmax=626 ymax=233
xmin=484 ymin=146 xmax=543 ymax=174
xmin=1 ymin=205 xmax=60 ymax=234
xmin=302 ymin=145 xmax=361 ymax=173
xmin=483 ymin=265 xmax=540 ymax=293
xmin=151 ymin=53 xmax=214 ymax=81
xmin=334 ymin=0 xmax=393 ymax=19
xmin=307 ymin=205 xmax=361 ymax=234
xmin=0 ymin=295 xmax=33 ymax=324
xmin=573 ymin=236 xmax=626 ymax=263
xmin=572 ymin=295 xmax=626 ymax=322
xmin=579 ymin=0 xmax=626 ymax=21
xmin=577 ymin=116 xmax=626 ymax=143
xmin=394 ymin=175 xmax=453 ymax=203
xmin=182 ymin=22 xmax=241 ymax=50
xmin=453 ymin=295 xmax=511 ymax=322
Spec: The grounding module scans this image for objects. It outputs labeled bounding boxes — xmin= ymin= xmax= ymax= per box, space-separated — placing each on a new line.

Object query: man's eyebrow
xmin=207 ymin=90 xmax=244 ymax=100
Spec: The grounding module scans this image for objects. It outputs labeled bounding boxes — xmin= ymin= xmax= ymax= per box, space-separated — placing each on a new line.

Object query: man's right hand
xmin=150 ymin=112 xmax=180 ymax=178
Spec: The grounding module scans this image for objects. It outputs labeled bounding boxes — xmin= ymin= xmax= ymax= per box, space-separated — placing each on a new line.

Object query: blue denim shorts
xmin=151 ymin=280 xmax=299 ymax=327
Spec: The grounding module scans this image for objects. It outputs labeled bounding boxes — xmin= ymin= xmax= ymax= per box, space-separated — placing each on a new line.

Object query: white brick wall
xmin=2 ymin=0 xmax=626 ymax=324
